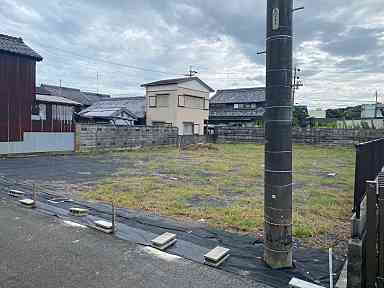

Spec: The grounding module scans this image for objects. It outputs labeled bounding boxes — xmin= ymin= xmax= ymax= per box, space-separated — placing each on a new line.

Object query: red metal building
xmin=0 ymin=34 xmax=42 ymax=142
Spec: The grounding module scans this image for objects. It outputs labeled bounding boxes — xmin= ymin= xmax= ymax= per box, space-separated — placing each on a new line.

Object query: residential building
xmin=0 ymin=34 xmax=42 ymax=143
xmin=209 ymin=88 xmax=265 ymax=127
xmin=141 ymin=77 xmax=214 ymax=135
xmin=78 ymin=96 xmax=145 ymax=126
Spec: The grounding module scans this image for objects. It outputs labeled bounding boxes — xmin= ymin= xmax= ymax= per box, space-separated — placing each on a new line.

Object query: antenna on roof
xmin=184 ymin=65 xmax=198 ymax=77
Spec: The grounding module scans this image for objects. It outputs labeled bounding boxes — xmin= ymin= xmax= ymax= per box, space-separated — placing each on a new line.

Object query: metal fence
xmin=357 ymin=176 xmax=384 ymax=288
xmin=354 ymin=138 xmax=384 ymax=218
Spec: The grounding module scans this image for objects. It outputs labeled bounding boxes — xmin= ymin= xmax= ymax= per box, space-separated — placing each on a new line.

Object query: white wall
xmin=336 ymin=119 xmax=384 ymax=129
xmin=0 ymin=132 xmax=75 ymax=154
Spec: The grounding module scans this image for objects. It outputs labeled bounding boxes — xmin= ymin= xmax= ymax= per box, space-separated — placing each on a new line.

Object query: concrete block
xmin=8 ymin=189 xmax=25 ymax=197
xmin=151 ymin=233 xmax=177 ymax=250
xmin=204 ymin=246 xmax=230 ymax=267
xmin=70 ymin=207 xmax=89 ymax=216
xmin=94 ymin=220 xmax=113 ymax=230
xmin=19 ymin=198 xmax=35 ymax=208
xmin=289 ymin=277 xmax=325 ymax=288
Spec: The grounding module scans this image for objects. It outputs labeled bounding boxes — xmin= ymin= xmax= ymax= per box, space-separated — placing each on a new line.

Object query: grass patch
xmin=82 ymin=144 xmax=355 ymax=241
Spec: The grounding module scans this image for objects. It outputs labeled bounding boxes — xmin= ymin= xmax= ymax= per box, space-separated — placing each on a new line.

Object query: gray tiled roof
xmin=40 ymin=85 xmax=110 ymax=106
xmin=80 ymin=97 xmax=145 ymax=118
xmin=80 ymin=108 xmax=137 ymax=120
xmin=141 ymin=77 xmax=214 ymax=92
xmin=0 ymin=34 xmax=42 ymax=61
xmin=210 ymin=87 xmax=265 ymax=104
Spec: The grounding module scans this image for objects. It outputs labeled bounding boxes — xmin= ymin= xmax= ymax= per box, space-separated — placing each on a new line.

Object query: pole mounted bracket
xmin=292 ymin=7 xmax=304 ymax=12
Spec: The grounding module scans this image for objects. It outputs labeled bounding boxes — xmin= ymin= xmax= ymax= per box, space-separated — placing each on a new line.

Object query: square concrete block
xmin=19 ymin=198 xmax=35 ymax=208
xmin=289 ymin=277 xmax=325 ymax=288
xmin=8 ymin=190 xmax=25 ymax=197
xmin=70 ymin=208 xmax=89 ymax=216
xmin=151 ymin=233 xmax=177 ymax=250
xmin=204 ymin=246 xmax=230 ymax=267
xmin=94 ymin=220 xmax=113 ymax=230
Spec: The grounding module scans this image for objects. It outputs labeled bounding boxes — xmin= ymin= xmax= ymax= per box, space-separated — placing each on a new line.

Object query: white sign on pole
xmin=272 ymin=8 xmax=280 ymax=30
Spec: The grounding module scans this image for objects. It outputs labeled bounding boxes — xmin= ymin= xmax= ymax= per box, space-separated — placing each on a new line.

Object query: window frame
xmin=156 ymin=94 xmax=169 ymax=108
xmin=183 ymin=94 xmax=205 ymax=110
xmin=149 ymin=96 xmax=157 ymax=108
xmin=178 ymin=95 xmax=185 ymax=107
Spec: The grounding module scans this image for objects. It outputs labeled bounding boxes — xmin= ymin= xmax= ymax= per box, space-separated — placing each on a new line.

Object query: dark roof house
xmin=0 ymin=34 xmax=43 ymax=144
xmin=210 ymin=87 xmax=265 ymax=104
xmin=209 ymin=87 xmax=266 ymax=126
xmin=0 ymin=34 xmax=42 ymax=61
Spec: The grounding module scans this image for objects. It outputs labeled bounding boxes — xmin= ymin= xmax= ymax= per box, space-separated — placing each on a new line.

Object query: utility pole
xmin=264 ymin=0 xmax=293 ymax=269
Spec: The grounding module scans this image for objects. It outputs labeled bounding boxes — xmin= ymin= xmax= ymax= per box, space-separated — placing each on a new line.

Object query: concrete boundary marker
xmin=204 ymin=246 xmax=230 ymax=267
xmin=151 ymin=233 xmax=177 ymax=251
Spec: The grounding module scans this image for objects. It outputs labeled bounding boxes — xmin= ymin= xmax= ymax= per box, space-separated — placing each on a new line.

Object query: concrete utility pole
xmin=264 ymin=0 xmax=293 ymax=268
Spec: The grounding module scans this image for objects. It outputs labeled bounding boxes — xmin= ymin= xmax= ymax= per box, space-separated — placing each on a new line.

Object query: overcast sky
xmin=1 ymin=0 xmax=383 ymax=108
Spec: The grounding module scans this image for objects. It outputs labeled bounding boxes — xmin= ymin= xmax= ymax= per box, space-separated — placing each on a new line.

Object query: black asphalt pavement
xmin=0 ymin=199 xmax=269 ymax=288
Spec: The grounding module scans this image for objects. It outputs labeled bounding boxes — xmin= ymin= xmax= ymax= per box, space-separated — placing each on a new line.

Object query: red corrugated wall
xmin=0 ymin=53 xmax=36 ymax=142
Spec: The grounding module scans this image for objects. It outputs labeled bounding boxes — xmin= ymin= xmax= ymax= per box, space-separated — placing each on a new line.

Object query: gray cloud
xmin=0 ymin=0 xmax=383 ymax=108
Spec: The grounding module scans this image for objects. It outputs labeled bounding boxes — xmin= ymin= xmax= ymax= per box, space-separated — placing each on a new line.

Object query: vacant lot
xmin=81 ymin=144 xmax=355 ymax=245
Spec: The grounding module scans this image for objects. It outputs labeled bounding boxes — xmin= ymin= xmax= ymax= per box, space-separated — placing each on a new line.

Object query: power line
xmin=34 ymin=41 xmax=185 ymax=76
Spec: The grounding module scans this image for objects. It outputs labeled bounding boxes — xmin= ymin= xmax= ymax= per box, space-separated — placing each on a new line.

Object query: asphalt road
xmin=0 ymin=199 xmax=269 ymax=288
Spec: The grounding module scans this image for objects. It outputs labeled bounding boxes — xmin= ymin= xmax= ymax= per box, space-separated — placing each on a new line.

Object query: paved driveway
xmin=0 ymin=200 xmax=267 ymax=288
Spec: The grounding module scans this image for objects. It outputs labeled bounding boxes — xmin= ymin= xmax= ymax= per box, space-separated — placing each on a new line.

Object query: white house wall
xmin=0 ymin=132 xmax=75 ymax=154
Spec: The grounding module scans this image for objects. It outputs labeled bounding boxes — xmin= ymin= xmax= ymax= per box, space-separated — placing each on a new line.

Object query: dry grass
xmin=83 ymin=144 xmax=355 ymax=241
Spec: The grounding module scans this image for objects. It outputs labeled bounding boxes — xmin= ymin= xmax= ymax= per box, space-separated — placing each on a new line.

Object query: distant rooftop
xmin=80 ymin=97 xmax=145 ymax=118
xmin=0 ymin=34 xmax=42 ymax=61
xmin=141 ymin=77 xmax=214 ymax=92
xmin=39 ymin=84 xmax=110 ymax=106
xmin=36 ymin=94 xmax=82 ymax=106
xmin=210 ymin=87 xmax=266 ymax=104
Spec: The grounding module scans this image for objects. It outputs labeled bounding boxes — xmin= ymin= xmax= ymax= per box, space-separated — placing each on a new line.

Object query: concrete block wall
xmin=76 ymin=124 xmax=179 ymax=151
xmin=214 ymin=127 xmax=384 ymax=146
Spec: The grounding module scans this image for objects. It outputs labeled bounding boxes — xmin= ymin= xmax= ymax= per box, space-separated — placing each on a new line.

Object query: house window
xmin=251 ymin=103 xmax=257 ymax=109
xmin=183 ymin=122 xmax=194 ymax=135
xmin=184 ymin=95 xmax=204 ymax=109
xmin=149 ymin=96 xmax=157 ymax=107
xmin=156 ymin=94 xmax=169 ymax=107
xmin=234 ymin=104 xmax=239 ymax=109
xmin=178 ymin=95 xmax=185 ymax=107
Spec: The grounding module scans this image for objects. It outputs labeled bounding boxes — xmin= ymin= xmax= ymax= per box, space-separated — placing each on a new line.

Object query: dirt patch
xmin=183 ymin=143 xmax=219 ymax=151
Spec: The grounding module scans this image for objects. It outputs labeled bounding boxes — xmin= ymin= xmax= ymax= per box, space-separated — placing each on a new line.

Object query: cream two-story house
xmin=141 ymin=77 xmax=214 ymax=135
